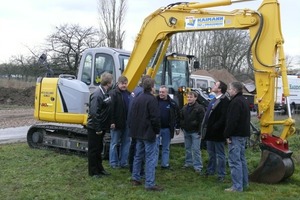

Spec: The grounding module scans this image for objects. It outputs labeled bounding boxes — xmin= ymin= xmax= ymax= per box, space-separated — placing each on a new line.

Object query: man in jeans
xmin=155 ymin=85 xmax=180 ymax=170
xmin=202 ymin=81 xmax=229 ymax=182
xmin=128 ymin=75 xmax=150 ymax=175
xmin=109 ymin=75 xmax=131 ymax=168
xmin=129 ymin=78 xmax=163 ymax=191
xmin=224 ymin=82 xmax=250 ymax=192
xmin=180 ymin=91 xmax=205 ymax=173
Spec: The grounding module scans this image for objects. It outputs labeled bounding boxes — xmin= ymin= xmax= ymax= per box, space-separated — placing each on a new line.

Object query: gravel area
xmin=0 ymin=108 xmax=39 ymax=129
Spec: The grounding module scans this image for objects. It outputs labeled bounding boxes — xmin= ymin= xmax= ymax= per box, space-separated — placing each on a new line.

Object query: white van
xmin=190 ymin=74 xmax=216 ymax=90
xmin=274 ymin=75 xmax=300 ymax=114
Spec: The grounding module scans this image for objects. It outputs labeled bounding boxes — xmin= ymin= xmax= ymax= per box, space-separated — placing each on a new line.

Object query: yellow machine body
xmin=29 ymin=0 xmax=295 ymax=182
xmin=34 ymin=77 xmax=89 ymax=125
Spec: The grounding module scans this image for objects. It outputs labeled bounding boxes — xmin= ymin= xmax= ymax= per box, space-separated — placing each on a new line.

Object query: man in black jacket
xmin=109 ymin=75 xmax=131 ymax=168
xmin=202 ymin=81 xmax=229 ymax=182
xmin=224 ymin=82 xmax=250 ymax=192
xmin=155 ymin=85 xmax=180 ymax=170
xmin=129 ymin=78 xmax=163 ymax=191
xmin=86 ymin=72 xmax=113 ymax=178
xmin=180 ymin=91 xmax=206 ymax=173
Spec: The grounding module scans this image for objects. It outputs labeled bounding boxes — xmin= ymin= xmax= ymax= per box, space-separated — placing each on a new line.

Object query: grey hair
xmin=230 ymin=82 xmax=243 ymax=93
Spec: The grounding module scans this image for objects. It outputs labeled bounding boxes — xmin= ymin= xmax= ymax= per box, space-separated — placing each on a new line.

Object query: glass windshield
xmin=169 ymin=59 xmax=188 ymax=90
xmin=154 ymin=58 xmax=189 ymax=91
xmin=119 ymin=54 xmax=130 ymax=73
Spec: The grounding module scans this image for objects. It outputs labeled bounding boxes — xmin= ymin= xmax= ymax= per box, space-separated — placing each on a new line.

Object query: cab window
xmin=94 ymin=53 xmax=115 ymax=85
xmin=81 ymin=54 xmax=92 ymax=85
xmin=196 ymin=79 xmax=208 ymax=89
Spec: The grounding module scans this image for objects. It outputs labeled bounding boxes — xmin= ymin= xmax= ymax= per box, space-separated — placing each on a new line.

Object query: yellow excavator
xmin=27 ymin=0 xmax=295 ymax=184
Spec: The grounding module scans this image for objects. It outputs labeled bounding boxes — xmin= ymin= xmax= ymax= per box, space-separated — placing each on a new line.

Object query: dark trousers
xmin=129 ymin=138 xmax=137 ymax=173
xmin=88 ymin=128 xmax=104 ymax=176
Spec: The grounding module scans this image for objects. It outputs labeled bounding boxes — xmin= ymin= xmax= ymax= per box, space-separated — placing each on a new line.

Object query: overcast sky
xmin=0 ymin=0 xmax=299 ymax=64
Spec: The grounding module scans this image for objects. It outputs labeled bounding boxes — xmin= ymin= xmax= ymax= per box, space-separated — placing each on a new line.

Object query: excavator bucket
xmin=249 ymin=149 xmax=294 ymax=183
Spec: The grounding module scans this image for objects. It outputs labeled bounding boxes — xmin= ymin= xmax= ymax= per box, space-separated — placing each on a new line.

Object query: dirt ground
xmin=0 ymin=86 xmax=35 ymax=106
xmin=0 ymin=87 xmax=37 ymax=129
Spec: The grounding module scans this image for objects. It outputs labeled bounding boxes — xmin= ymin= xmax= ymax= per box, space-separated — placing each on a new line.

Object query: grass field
xmin=1 ymin=78 xmax=300 ymax=199
xmin=0 ymin=132 xmax=300 ymax=200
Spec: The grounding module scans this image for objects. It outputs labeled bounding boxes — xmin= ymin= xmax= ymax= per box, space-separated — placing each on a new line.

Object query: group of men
xmin=86 ymin=72 xmax=250 ymax=193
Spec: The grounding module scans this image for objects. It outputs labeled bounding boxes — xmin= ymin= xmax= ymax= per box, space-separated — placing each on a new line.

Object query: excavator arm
xmin=124 ymin=1 xmax=259 ymax=90
xmin=123 ymin=0 xmax=295 ymax=183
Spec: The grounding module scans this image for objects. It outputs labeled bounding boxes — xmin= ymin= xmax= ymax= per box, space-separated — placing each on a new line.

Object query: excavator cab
xmin=154 ymin=53 xmax=197 ymax=108
xmin=77 ymin=47 xmax=131 ymax=92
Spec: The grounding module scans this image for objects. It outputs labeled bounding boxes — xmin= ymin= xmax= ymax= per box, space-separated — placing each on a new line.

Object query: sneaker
xmin=145 ymin=185 xmax=164 ymax=192
xmin=130 ymin=179 xmax=142 ymax=186
xmin=217 ymin=177 xmax=225 ymax=182
xmin=91 ymin=174 xmax=102 ymax=179
xmin=195 ymin=169 xmax=204 ymax=175
xmin=100 ymin=170 xmax=111 ymax=176
xmin=243 ymin=184 xmax=249 ymax=190
xmin=161 ymin=166 xmax=173 ymax=170
xmin=204 ymin=172 xmax=213 ymax=178
xmin=224 ymin=187 xmax=240 ymax=192
xmin=181 ymin=165 xmax=191 ymax=169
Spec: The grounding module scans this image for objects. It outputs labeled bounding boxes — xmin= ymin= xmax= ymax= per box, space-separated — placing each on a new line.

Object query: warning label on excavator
xmin=185 ymin=16 xmax=225 ymax=29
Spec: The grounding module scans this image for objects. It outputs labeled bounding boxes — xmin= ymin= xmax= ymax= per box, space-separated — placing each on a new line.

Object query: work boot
xmin=130 ymin=179 xmax=142 ymax=186
xmin=145 ymin=185 xmax=164 ymax=192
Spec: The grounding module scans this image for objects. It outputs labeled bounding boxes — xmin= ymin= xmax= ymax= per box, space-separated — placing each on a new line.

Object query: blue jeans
xmin=132 ymin=139 xmax=157 ymax=188
xmin=228 ymin=137 xmax=249 ymax=191
xmin=155 ymin=128 xmax=171 ymax=167
xmin=109 ymin=127 xmax=131 ymax=167
xmin=183 ymin=130 xmax=202 ymax=171
xmin=206 ymin=141 xmax=226 ymax=178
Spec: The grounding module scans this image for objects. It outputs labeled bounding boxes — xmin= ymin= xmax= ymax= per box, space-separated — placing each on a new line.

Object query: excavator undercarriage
xmin=27 ymin=124 xmax=110 ymax=158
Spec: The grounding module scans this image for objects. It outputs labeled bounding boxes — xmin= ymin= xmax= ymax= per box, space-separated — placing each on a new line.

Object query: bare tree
xmin=285 ymin=55 xmax=293 ymax=69
xmin=46 ymin=24 xmax=104 ymax=73
xmin=10 ymin=55 xmax=40 ymax=80
xmin=169 ymin=30 xmax=250 ymax=75
xmin=98 ymin=0 xmax=127 ymax=48
xmin=0 ymin=63 xmax=15 ymax=80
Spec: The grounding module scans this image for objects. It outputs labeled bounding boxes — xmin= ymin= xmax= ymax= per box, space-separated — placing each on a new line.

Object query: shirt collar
xmin=215 ymin=93 xmax=222 ymax=99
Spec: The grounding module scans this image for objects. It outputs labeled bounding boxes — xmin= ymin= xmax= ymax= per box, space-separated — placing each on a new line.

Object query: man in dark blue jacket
xmin=155 ymin=85 xmax=180 ymax=170
xmin=128 ymin=75 xmax=150 ymax=174
xmin=129 ymin=78 xmax=163 ymax=191
xmin=224 ymin=82 xmax=250 ymax=192
xmin=202 ymin=81 xmax=229 ymax=182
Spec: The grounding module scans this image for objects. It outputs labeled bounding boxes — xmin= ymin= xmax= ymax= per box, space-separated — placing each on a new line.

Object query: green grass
xmin=1 ymin=138 xmax=300 ymax=200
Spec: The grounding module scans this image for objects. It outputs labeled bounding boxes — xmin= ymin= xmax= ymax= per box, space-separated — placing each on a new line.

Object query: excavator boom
xmin=123 ymin=0 xmax=295 ymax=183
